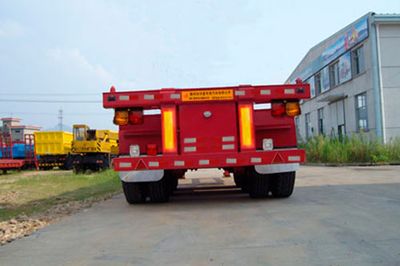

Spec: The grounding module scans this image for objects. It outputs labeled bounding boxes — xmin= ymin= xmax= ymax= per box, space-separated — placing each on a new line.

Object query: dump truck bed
xmin=34 ymin=131 xmax=73 ymax=155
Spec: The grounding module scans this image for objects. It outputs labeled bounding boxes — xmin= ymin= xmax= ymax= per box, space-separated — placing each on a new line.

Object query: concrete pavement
xmin=1 ymin=166 xmax=400 ymax=265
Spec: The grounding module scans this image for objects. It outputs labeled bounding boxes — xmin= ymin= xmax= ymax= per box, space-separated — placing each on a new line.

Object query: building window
xmin=352 ymin=45 xmax=365 ymax=76
xmin=295 ymin=116 xmax=300 ymax=137
xmin=305 ymin=113 xmax=311 ymax=139
xmin=318 ymin=108 xmax=324 ymax=135
xmin=355 ymin=93 xmax=368 ymax=132
xmin=329 ymin=61 xmax=340 ymax=87
xmin=314 ymin=72 xmax=322 ymax=95
xmin=307 ymin=76 xmax=316 ymax=98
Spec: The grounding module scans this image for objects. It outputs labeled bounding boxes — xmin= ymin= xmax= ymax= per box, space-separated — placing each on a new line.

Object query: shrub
xmin=301 ymin=134 xmax=400 ymax=164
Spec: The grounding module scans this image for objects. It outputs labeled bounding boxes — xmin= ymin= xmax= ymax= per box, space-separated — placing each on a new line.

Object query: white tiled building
xmin=287 ymin=13 xmax=400 ymax=143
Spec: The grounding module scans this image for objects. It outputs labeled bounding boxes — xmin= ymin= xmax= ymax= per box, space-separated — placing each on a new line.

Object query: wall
xmin=378 ymin=24 xmax=400 ymax=141
xmin=296 ymin=38 xmax=376 ymax=141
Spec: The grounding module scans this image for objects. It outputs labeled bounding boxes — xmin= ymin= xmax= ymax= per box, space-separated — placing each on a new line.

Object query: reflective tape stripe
xmin=119 ymin=162 xmax=132 ymax=168
xmin=119 ymin=95 xmax=129 ymax=101
xmin=260 ymin=89 xmax=271 ymax=95
xmin=199 ymin=160 xmax=209 ymax=165
xmin=144 ymin=94 xmax=155 ymax=100
xmin=251 ymin=157 xmax=262 ymax=163
xmin=284 ymin=88 xmax=295 ymax=94
xmin=222 ymin=144 xmax=235 ymax=150
xmin=170 ymin=93 xmax=181 ymax=99
xmin=184 ymin=138 xmax=196 ymax=144
xmin=174 ymin=160 xmax=185 ymax=166
xmin=148 ymin=161 xmax=159 ymax=167
xmin=226 ymin=158 xmax=237 ymax=164
xmin=184 ymin=146 xmax=196 ymax=152
xmin=235 ymin=90 xmax=245 ymax=96
xmin=222 ymin=136 xmax=235 ymax=142
xmin=288 ymin=156 xmax=301 ymax=161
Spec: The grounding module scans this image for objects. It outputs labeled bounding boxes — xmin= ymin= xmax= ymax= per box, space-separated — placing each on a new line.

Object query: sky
xmin=0 ymin=0 xmax=399 ymax=130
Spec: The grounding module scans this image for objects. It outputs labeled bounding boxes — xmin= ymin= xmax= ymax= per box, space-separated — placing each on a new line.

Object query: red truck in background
xmin=103 ymin=81 xmax=310 ymax=203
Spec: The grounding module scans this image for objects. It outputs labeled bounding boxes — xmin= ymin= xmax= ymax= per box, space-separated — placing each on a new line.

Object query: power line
xmin=0 ymin=99 xmax=101 ymax=103
xmin=0 ymin=112 xmax=111 ymax=116
xmin=3 ymin=93 xmax=101 ymax=96
xmin=58 ymin=109 xmax=63 ymax=130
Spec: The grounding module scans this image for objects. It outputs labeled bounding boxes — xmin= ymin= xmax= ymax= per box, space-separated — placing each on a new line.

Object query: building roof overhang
xmin=317 ymin=93 xmax=347 ymax=103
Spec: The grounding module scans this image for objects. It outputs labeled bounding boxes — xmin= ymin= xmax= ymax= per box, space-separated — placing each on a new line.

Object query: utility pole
xmin=58 ymin=108 xmax=63 ymax=131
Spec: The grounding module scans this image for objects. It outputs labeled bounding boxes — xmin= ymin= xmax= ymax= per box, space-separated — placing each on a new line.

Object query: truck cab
xmin=71 ymin=124 xmax=118 ymax=173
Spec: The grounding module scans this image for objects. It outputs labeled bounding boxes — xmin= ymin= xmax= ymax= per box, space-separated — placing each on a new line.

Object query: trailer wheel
xmin=122 ymin=181 xmax=146 ymax=204
xmin=148 ymin=177 xmax=169 ymax=203
xmin=233 ymin=174 xmax=249 ymax=192
xmin=165 ymin=172 xmax=179 ymax=195
xmin=166 ymin=175 xmax=178 ymax=195
xmin=247 ymin=167 xmax=270 ymax=198
xmin=270 ymin=172 xmax=296 ymax=198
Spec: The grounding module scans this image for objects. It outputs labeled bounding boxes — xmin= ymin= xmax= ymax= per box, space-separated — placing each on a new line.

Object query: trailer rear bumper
xmin=113 ymin=148 xmax=304 ymax=172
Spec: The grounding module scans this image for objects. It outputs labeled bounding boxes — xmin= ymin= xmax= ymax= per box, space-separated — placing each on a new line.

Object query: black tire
xmin=247 ymin=167 xmax=271 ymax=198
xmin=73 ymin=165 xmax=83 ymax=174
xmin=122 ymin=181 xmax=147 ymax=204
xmin=148 ymin=178 xmax=170 ymax=203
xmin=62 ymin=155 xmax=73 ymax=170
xmin=167 ymin=175 xmax=178 ymax=194
xmin=102 ymin=156 xmax=110 ymax=170
xmin=233 ymin=173 xmax=249 ymax=192
xmin=270 ymin=172 xmax=296 ymax=198
xmin=233 ymin=173 xmax=243 ymax=187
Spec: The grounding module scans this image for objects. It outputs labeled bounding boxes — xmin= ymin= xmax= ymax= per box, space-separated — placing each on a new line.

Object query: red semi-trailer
xmin=103 ymin=81 xmax=310 ymax=203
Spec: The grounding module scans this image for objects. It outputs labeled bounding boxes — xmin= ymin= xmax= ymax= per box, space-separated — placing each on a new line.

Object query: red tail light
xmin=271 ymin=102 xmax=286 ymax=117
xmin=238 ymin=103 xmax=255 ymax=150
xmin=129 ymin=109 xmax=144 ymax=124
xmin=146 ymin=144 xmax=157 ymax=156
xmin=162 ymin=106 xmax=177 ymax=153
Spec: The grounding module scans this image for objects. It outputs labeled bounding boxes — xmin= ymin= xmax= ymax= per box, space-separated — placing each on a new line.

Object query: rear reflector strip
xmin=144 ymin=94 xmax=155 ymax=100
xmin=238 ymin=104 xmax=255 ymax=150
xmin=148 ymin=161 xmax=159 ymax=167
xmin=199 ymin=160 xmax=210 ymax=165
xmin=184 ymin=138 xmax=196 ymax=144
xmin=251 ymin=157 xmax=262 ymax=163
xmin=226 ymin=158 xmax=237 ymax=164
xmin=284 ymin=89 xmax=295 ymax=94
xmin=162 ymin=106 xmax=177 ymax=153
xmin=119 ymin=95 xmax=129 ymax=101
xmin=222 ymin=144 xmax=234 ymax=150
xmin=235 ymin=91 xmax=245 ymax=96
xmin=170 ymin=93 xmax=180 ymax=99
xmin=222 ymin=136 xmax=234 ymax=142
xmin=184 ymin=146 xmax=197 ymax=152
xmin=119 ymin=162 xmax=132 ymax=168
xmin=174 ymin=160 xmax=185 ymax=166
xmin=288 ymin=156 xmax=301 ymax=161
xmin=260 ymin=89 xmax=271 ymax=95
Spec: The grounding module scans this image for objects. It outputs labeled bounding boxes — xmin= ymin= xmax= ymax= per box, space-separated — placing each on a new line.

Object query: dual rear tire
xmin=122 ymin=173 xmax=179 ymax=204
xmin=234 ymin=168 xmax=296 ymax=198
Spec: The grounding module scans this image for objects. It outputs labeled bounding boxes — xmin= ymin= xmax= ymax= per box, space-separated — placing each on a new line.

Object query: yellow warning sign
xmin=181 ymin=89 xmax=234 ymax=102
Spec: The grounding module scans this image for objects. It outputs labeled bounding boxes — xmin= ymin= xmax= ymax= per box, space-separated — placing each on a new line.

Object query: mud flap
xmin=119 ymin=170 xmax=164 ymax=182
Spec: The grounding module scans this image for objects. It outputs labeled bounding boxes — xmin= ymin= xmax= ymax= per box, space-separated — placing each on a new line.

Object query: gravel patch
xmin=0 ymin=192 xmax=118 ymax=245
